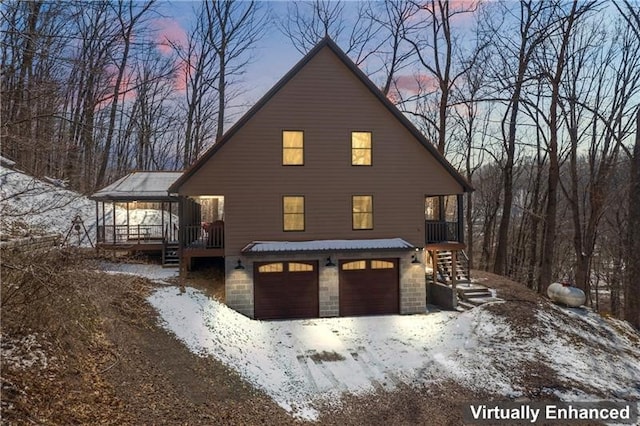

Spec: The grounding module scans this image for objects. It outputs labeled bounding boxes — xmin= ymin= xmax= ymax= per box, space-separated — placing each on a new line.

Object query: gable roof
xmin=91 ymin=171 xmax=182 ymax=201
xmin=169 ymin=36 xmax=472 ymax=193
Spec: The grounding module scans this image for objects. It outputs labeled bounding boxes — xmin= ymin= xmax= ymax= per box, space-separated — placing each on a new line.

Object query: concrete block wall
xmin=318 ymin=259 xmax=339 ymax=317
xmin=225 ymin=250 xmax=427 ymax=319
xmin=225 ymin=255 xmax=254 ymax=318
xmin=399 ymin=251 xmax=427 ymax=314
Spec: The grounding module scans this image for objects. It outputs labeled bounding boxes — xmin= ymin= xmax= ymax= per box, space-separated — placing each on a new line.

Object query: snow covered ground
xmin=137 ymin=263 xmax=640 ymax=421
xmin=0 ymin=166 xmax=177 ymax=246
xmin=4 ymin=166 xmax=639 ymax=421
xmin=0 ymin=165 xmax=97 ymax=240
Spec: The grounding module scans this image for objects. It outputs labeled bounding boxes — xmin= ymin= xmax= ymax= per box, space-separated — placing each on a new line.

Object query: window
xmin=283 ymin=196 xmax=305 ymax=231
xmin=258 ymin=263 xmax=284 ymax=273
xmin=342 ymin=260 xmax=366 ymax=270
xmin=425 ymin=196 xmax=440 ymax=221
xmin=371 ymin=260 xmax=394 ymax=269
xmin=352 ymin=195 xmax=373 ymax=230
xmin=289 ymin=262 xmax=314 ymax=272
xmin=283 ymin=130 xmax=304 ymax=165
xmin=351 ymin=131 xmax=371 ymax=166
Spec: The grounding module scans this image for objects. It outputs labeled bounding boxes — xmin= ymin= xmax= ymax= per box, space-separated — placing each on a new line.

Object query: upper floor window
xmin=283 ymin=130 xmax=304 ymax=165
xmin=283 ymin=196 xmax=305 ymax=231
xmin=352 ymin=195 xmax=373 ymax=230
xmin=351 ymin=131 xmax=371 ymax=166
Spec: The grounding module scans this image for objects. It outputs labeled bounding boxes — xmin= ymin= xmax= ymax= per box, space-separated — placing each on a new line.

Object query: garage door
xmin=254 ymin=261 xmax=319 ymax=320
xmin=339 ymin=258 xmax=399 ymax=316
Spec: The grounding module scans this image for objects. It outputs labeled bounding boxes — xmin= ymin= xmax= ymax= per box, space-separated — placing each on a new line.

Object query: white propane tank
xmin=547 ymin=282 xmax=586 ymax=307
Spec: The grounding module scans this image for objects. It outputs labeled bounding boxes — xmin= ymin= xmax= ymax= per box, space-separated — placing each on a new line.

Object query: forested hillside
xmin=1 ymin=0 xmax=638 ymax=326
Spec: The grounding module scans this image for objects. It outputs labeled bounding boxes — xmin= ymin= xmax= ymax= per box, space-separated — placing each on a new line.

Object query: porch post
xmin=161 ymin=201 xmax=165 ymax=241
xmin=457 ymin=194 xmax=464 ymax=244
xmin=126 ymin=202 xmax=130 ymax=239
xmin=178 ymin=196 xmax=187 ymax=274
xmin=112 ymin=201 xmax=116 ymax=243
xmin=95 ymin=201 xmax=99 ymax=247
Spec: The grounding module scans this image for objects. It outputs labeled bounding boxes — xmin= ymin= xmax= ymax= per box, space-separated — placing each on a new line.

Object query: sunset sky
xmin=155 ymin=1 xmax=311 ymax=108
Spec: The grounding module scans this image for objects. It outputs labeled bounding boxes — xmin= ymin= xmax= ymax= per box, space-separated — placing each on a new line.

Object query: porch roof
xmin=241 ymin=238 xmax=415 ymax=254
xmin=91 ymin=171 xmax=183 ymax=201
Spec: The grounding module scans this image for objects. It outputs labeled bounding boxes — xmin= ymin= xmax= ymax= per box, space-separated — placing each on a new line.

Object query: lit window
xmin=351 ymin=132 xmax=371 ymax=166
xmin=283 ymin=196 xmax=305 ymax=231
xmin=342 ymin=260 xmax=366 ymax=270
xmin=283 ymin=131 xmax=304 ymax=165
xmin=371 ymin=260 xmax=394 ymax=269
xmin=352 ymin=195 xmax=373 ymax=230
xmin=258 ymin=263 xmax=284 ymax=273
xmin=289 ymin=262 xmax=314 ymax=272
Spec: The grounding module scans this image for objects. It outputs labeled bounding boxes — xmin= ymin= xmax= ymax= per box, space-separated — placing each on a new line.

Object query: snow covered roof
xmin=90 ymin=171 xmax=183 ymax=201
xmin=242 ymin=238 xmax=415 ymax=253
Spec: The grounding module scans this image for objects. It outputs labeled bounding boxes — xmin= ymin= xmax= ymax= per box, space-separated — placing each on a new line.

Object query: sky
xmin=155 ymin=1 xmax=308 ymax=109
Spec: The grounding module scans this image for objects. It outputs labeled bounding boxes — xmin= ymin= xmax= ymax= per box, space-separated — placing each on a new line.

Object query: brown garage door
xmin=254 ymin=261 xmax=319 ymax=320
xmin=339 ymin=258 xmax=399 ymax=316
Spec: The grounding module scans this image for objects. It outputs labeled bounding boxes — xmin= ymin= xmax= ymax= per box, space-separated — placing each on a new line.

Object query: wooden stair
xmin=455 ymin=283 xmax=502 ymax=311
xmin=162 ymin=242 xmax=179 ymax=267
xmin=435 ymin=250 xmax=470 ymax=285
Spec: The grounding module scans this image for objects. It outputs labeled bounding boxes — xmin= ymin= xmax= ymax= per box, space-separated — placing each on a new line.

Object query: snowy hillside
xmin=0 ymin=166 xmax=177 ymax=244
xmin=146 ymin=277 xmax=640 ymax=421
xmin=0 ymin=165 xmax=97 ymax=240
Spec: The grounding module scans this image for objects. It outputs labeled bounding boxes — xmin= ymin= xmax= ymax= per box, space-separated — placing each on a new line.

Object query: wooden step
xmin=467 ymin=296 xmax=502 ymax=306
xmin=456 ymin=300 xmax=476 ymax=311
xmin=162 ymin=243 xmax=180 ymax=267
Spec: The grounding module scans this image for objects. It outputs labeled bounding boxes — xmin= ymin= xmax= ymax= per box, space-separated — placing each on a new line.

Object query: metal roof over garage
xmin=242 ymin=238 xmax=415 ymax=253
xmin=90 ymin=171 xmax=182 ymax=201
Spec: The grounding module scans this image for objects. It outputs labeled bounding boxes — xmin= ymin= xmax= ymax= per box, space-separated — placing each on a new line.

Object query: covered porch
xmin=179 ymin=195 xmax=225 ymax=270
xmin=423 ymin=194 xmax=469 ymax=309
xmin=91 ymin=172 xmax=182 ymax=260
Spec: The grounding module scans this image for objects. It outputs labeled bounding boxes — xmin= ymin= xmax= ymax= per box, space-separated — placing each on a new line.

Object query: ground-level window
xmin=351 ymin=131 xmax=371 ymax=166
xmin=352 ymin=195 xmax=373 ymax=230
xmin=258 ymin=263 xmax=284 ymax=273
xmin=283 ymin=130 xmax=304 ymax=165
xmin=371 ymin=260 xmax=394 ymax=269
xmin=341 ymin=260 xmax=366 ymax=270
xmin=288 ymin=262 xmax=314 ymax=272
xmin=283 ymin=196 xmax=305 ymax=231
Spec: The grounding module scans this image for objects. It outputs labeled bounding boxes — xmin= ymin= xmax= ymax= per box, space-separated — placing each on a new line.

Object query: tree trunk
xmin=625 ymin=109 xmax=640 ymax=329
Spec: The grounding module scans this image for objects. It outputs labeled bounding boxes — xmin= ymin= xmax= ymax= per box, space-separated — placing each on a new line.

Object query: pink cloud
xmin=394 ymin=73 xmax=439 ymax=95
xmin=152 ymin=18 xmax=188 ymax=55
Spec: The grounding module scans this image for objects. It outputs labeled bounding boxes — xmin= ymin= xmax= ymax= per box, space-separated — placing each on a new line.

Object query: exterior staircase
xmin=434 ymin=250 xmax=471 ymax=284
xmin=429 ymin=249 xmax=502 ymax=311
xmin=455 ymin=283 xmax=502 ymax=311
xmin=162 ymin=242 xmax=179 ymax=267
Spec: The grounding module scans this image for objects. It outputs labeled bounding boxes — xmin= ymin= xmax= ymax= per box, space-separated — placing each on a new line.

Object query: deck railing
xmin=97 ymin=224 xmax=165 ymax=244
xmin=184 ymin=222 xmax=224 ymax=249
xmin=425 ymin=220 xmax=459 ymax=243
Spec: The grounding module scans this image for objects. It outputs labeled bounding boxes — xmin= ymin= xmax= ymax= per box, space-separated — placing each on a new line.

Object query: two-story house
xmin=168 ymin=37 xmax=472 ymax=320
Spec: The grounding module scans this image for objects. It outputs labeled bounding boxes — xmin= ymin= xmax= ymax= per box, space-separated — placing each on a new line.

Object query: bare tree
xmin=172 ymin=3 xmax=219 ymax=167
xmin=401 ymin=0 xmax=481 ymax=155
xmin=95 ymin=0 xmax=156 ymax=189
xmin=613 ymin=0 xmax=640 ymax=329
xmin=1 ymin=1 xmax=72 ymax=179
xmin=204 ymin=0 xmax=267 ymax=141
xmin=559 ymin=18 xmax=640 ymax=301
xmin=487 ymin=0 xmax=553 ymax=276
xmin=359 ymin=0 xmax=416 ymax=96
xmin=62 ymin=1 xmax=119 ymax=192
xmin=537 ymin=0 xmax=596 ymax=294
xmin=280 ymin=0 xmax=379 ymax=65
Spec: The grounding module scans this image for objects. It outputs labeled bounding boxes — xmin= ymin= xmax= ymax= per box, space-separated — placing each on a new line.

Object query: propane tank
xmin=547 ymin=282 xmax=586 ymax=307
